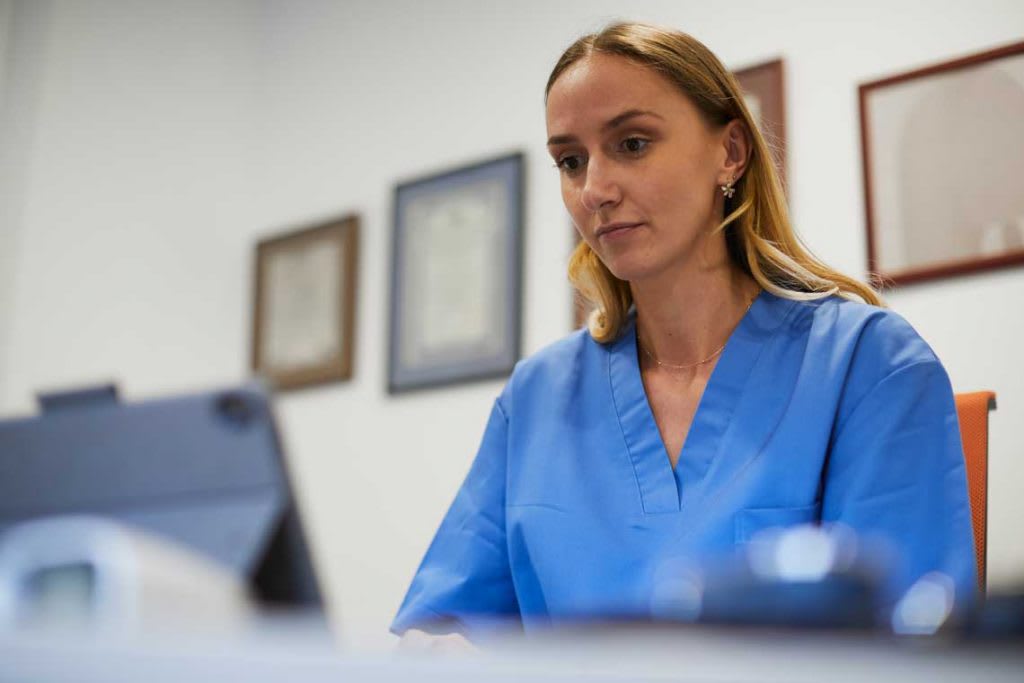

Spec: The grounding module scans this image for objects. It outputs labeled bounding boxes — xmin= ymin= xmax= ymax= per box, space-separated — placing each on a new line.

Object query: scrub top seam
xmin=829 ymin=358 xmax=944 ymax=444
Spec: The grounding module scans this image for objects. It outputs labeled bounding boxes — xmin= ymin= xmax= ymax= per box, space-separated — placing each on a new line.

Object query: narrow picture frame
xmin=734 ymin=58 xmax=787 ymax=190
xmin=859 ymin=41 xmax=1024 ymax=287
xmin=388 ymin=152 xmax=524 ymax=393
xmin=252 ymin=215 xmax=359 ymax=391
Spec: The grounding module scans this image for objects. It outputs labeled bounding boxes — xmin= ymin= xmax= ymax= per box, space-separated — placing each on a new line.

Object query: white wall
xmin=0 ymin=0 xmax=20 ymax=393
xmin=1 ymin=0 xmax=1022 ymax=650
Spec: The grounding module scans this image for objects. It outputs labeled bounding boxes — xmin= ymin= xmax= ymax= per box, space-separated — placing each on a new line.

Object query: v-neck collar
xmin=608 ymin=290 xmax=796 ymax=514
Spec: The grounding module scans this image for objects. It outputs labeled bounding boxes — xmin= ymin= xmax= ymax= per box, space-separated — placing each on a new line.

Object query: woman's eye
xmin=620 ymin=137 xmax=649 ymax=154
xmin=556 ymin=155 xmax=584 ymax=173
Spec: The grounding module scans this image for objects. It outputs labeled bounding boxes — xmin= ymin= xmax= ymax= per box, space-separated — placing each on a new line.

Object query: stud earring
xmin=720 ymin=175 xmax=736 ymax=199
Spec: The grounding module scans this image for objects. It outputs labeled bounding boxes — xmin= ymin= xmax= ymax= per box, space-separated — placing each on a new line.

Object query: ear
xmin=718 ymin=119 xmax=751 ymax=185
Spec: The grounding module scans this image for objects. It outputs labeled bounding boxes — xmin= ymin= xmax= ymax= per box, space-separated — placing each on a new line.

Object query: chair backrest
xmin=954 ymin=391 xmax=996 ymax=594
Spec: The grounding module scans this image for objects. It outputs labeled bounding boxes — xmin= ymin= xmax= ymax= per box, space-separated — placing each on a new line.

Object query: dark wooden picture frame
xmin=734 ymin=58 xmax=788 ymax=190
xmin=388 ymin=152 xmax=523 ymax=393
xmin=860 ymin=41 xmax=1024 ymax=287
xmin=252 ymin=215 xmax=359 ymax=391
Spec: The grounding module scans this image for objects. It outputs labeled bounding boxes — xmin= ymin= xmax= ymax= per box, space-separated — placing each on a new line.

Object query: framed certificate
xmin=388 ymin=153 xmax=523 ymax=393
xmin=860 ymin=41 xmax=1024 ymax=286
xmin=252 ymin=215 xmax=359 ymax=390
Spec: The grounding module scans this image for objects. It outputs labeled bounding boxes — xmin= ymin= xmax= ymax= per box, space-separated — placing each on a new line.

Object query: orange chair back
xmin=954 ymin=391 xmax=995 ymax=593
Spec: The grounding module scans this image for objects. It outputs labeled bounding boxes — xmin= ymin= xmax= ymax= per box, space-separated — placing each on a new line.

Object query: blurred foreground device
xmin=650 ymin=525 xmax=889 ymax=631
xmin=0 ymin=515 xmax=254 ymax=629
xmin=0 ymin=383 xmax=322 ymax=612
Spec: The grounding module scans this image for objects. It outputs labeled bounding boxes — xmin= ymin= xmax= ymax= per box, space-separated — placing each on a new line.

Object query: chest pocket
xmin=735 ymin=503 xmax=821 ymax=544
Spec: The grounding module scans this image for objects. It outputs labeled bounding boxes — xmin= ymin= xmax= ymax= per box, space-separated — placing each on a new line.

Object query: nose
xmin=580 ymin=156 xmax=622 ymax=212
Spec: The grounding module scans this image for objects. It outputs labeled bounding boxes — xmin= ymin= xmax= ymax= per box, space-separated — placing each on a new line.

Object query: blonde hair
xmin=547 ymin=22 xmax=882 ymax=343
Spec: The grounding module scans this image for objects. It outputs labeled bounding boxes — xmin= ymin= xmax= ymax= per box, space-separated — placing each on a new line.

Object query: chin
xmin=601 ymin=257 xmax=662 ymax=284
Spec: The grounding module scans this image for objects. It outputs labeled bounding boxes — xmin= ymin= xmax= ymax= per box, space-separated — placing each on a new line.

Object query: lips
xmin=595 ymin=221 xmax=644 ymax=239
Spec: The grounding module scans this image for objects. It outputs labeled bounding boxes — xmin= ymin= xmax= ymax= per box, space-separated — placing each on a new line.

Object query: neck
xmin=632 ymin=256 xmax=757 ymax=369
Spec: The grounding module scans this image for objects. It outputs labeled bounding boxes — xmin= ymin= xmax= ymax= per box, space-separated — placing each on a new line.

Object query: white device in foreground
xmin=0 ymin=515 xmax=255 ymax=632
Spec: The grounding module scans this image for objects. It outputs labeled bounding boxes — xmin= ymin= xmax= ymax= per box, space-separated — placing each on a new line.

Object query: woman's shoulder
xmin=511 ymin=326 xmax=595 ymax=377
xmin=782 ymin=292 xmax=946 ymax=393
xmin=499 ymin=327 xmax=597 ymax=405
xmin=809 ymin=294 xmax=937 ymax=362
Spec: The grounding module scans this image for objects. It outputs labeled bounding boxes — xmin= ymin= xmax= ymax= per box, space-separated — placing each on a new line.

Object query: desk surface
xmin=2 ymin=623 xmax=1022 ymax=683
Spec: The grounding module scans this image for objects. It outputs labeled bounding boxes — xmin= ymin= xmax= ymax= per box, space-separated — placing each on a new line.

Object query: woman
xmin=392 ymin=22 xmax=975 ymax=642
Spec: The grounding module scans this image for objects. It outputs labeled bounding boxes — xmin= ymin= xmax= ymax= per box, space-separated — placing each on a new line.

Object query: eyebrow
xmin=547 ymin=109 xmax=664 ymax=146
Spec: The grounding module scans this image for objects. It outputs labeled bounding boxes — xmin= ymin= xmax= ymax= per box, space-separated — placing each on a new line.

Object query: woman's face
xmin=546 ymin=53 xmax=732 ymax=284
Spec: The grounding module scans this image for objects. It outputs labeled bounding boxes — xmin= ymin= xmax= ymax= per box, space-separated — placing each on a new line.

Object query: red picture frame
xmin=859 ymin=41 xmax=1024 ymax=287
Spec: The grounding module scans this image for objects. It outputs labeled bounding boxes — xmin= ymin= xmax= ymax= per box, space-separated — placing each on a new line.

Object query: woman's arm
xmin=398 ymin=628 xmax=476 ymax=653
xmin=390 ymin=399 xmax=520 ymax=637
xmin=822 ymin=357 xmax=977 ymax=605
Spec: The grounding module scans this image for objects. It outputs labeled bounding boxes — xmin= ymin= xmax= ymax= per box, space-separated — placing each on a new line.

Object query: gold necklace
xmin=638 ymin=292 xmax=758 ymax=372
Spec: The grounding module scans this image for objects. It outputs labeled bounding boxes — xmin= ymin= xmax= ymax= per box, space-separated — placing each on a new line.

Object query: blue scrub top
xmin=391 ymin=291 xmax=976 ymax=634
